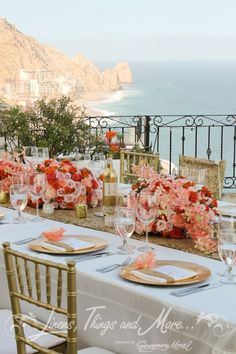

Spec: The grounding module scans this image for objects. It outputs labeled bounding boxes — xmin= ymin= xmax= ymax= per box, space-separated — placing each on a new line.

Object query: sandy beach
xmin=74 ymin=91 xmax=115 ymax=117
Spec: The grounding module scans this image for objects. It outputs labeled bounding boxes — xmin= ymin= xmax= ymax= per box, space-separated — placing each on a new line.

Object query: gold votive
xmin=0 ymin=191 xmax=9 ymax=204
xmin=75 ymin=204 xmax=88 ymax=219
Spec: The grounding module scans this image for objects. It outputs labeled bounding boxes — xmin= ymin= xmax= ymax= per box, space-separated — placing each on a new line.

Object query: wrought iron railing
xmin=1 ymin=114 xmax=236 ymax=190
xmin=84 ymin=114 xmax=236 ymax=189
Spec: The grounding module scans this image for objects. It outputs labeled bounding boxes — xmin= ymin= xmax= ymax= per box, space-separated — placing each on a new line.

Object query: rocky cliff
xmin=0 ymin=18 xmax=132 ymax=92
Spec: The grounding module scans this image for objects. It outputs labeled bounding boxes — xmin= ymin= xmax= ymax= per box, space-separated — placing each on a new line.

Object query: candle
xmin=75 ymin=204 xmax=87 ymax=219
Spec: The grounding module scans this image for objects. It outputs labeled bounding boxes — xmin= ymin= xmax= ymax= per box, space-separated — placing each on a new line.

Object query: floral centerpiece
xmin=0 ymin=152 xmax=26 ymax=193
xmin=36 ymin=159 xmax=102 ymax=209
xmin=128 ymin=174 xmax=218 ymax=253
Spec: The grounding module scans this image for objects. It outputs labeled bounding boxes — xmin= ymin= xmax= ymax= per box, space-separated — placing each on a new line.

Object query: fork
xmin=13 ymin=235 xmax=42 ymax=245
xmin=96 ymin=256 xmax=133 ymax=273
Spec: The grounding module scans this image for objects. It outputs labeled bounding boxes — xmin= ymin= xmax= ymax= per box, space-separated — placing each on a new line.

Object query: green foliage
xmin=0 ymin=96 xmax=95 ymax=157
xmin=0 ymin=106 xmax=29 ymax=150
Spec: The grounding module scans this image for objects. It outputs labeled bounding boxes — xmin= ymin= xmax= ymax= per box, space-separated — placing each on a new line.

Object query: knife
xmin=65 ymin=252 xmax=113 ymax=262
xmin=170 ymin=282 xmax=222 ymax=297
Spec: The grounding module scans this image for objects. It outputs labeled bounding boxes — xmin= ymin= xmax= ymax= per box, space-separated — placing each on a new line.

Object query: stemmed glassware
xmin=37 ymin=147 xmax=49 ymax=164
xmin=93 ymin=154 xmax=106 ymax=217
xmin=180 ymin=167 xmax=206 ymax=188
xmin=114 ymin=207 xmax=136 ymax=254
xmin=23 ymin=146 xmax=49 ymax=166
xmin=218 ymin=212 xmax=236 ymax=284
xmin=76 ymin=152 xmax=91 ymax=169
xmin=28 ymin=173 xmax=46 ymax=222
xmin=10 ymin=175 xmax=28 ymax=223
xmin=92 ymin=153 xmax=106 ymax=178
xmin=136 ymin=189 xmax=156 ymax=252
xmin=82 ymin=153 xmax=91 ymax=163
xmin=23 ymin=146 xmax=38 ymax=165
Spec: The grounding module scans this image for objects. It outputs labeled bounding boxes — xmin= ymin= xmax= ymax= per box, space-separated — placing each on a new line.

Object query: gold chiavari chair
xmin=2 ymin=242 xmax=116 ymax=354
xmin=179 ymin=155 xmax=226 ymax=200
xmin=120 ymin=150 xmax=160 ymax=183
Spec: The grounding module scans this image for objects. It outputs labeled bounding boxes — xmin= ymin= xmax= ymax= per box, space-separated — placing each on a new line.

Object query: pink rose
xmin=82 ymin=177 xmax=92 ymax=188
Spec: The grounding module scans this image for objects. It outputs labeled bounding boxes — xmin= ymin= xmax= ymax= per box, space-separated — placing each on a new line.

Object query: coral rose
xmin=134 ymin=251 xmax=156 ymax=269
xmin=42 ymin=228 xmax=65 ymax=241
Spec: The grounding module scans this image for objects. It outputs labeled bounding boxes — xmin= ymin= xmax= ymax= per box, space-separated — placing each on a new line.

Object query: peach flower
xmin=133 ymin=251 xmax=156 ymax=269
xmin=42 ymin=228 xmax=65 ymax=241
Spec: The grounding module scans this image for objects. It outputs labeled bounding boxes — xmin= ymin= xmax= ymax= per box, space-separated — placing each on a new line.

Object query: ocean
xmin=94 ymin=60 xmax=236 ymax=116
xmin=92 ymin=61 xmax=236 ymax=186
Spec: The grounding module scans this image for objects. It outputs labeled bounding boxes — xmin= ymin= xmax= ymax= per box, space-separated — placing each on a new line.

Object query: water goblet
xmin=28 ymin=173 xmax=46 ymax=222
xmin=92 ymin=153 xmax=106 ymax=178
xmin=217 ymin=208 xmax=236 ymax=277
xmin=10 ymin=184 xmax=28 ymax=223
xmin=218 ymin=212 xmax=236 ymax=284
xmin=23 ymin=146 xmax=38 ymax=166
xmin=180 ymin=167 xmax=206 ymax=189
xmin=11 ymin=172 xmax=29 ymax=186
xmin=114 ymin=207 xmax=136 ymax=254
xmin=83 ymin=153 xmax=91 ymax=161
xmin=37 ymin=147 xmax=49 ymax=164
xmin=136 ymin=189 xmax=156 ymax=252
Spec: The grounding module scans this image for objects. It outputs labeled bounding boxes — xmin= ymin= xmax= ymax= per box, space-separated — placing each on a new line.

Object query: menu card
xmin=38 ymin=237 xmax=95 ymax=252
xmin=131 ymin=265 xmax=198 ymax=284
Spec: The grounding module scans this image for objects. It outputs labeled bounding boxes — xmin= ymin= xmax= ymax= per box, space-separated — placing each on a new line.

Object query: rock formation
xmin=0 ymin=18 xmax=132 ymax=93
xmin=113 ymin=62 xmax=133 ymax=83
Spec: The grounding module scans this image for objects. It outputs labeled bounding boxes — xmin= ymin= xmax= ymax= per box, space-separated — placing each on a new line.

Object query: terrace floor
xmin=222 ymin=192 xmax=236 ymax=203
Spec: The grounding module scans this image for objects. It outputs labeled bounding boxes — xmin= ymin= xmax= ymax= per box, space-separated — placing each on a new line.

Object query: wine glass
xmin=114 ymin=207 xmax=136 ymax=254
xmin=83 ymin=153 xmax=91 ymax=161
xmin=23 ymin=146 xmax=38 ymax=166
xmin=180 ymin=167 xmax=205 ymax=188
xmin=93 ymin=154 xmax=106 ymax=217
xmin=218 ymin=212 xmax=236 ymax=284
xmin=92 ymin=153 xmax=106 ymax=178
xmin=11 ymin=172 xmax=29 ymax=186
xmin=136 ymin=189 xmax=156 ymax=252
xmin=10 ymin=184 xmax=28 ymax=223
xmin=76 ymin=153 xmax=91 ymax=169
xmin=37 ymin=147 xmax=49 ymax=164
xmin=28 ymin=173 xmax=46 ymax=222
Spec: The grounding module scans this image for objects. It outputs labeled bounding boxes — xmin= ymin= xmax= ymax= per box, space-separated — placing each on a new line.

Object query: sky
xmin=1 ymin=0 xmax=236 ymax=62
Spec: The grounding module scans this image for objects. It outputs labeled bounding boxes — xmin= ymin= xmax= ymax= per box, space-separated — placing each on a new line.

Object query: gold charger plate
xmin=120 ymin=260 xmax=211 ymax=286
xmin=28 ymin=235 xmax=108 ymax=255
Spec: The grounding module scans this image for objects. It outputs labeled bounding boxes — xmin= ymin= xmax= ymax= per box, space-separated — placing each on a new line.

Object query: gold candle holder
xmin=75 ymin=203 xmax=88 ymax=219
xmin=0 ymin=191 xmax=9 ymax=204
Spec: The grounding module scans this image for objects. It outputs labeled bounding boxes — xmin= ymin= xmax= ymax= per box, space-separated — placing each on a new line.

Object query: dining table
xmin=0 ymin=201 xmax=236 ymax=354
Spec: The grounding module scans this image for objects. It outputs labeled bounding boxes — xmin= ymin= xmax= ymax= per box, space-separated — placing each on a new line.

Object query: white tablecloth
xmin=0 ymin=205 xmax=236 ymax=354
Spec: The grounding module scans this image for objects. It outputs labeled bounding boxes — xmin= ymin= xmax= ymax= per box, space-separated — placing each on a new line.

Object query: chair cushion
xmin=78 ymin=348 xmax=116 ymax=354
xmin=0 ymin=310 xmax=65 ymax=354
